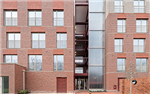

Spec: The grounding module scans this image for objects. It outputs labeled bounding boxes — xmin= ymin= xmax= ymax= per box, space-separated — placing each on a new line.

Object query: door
xmin=57 ymin=77 xmax=67 ymax=93
xmin=2 ymin=77 xmax=9 ymax=94
xmin=118 ymin=78 xmax=125 ymax=91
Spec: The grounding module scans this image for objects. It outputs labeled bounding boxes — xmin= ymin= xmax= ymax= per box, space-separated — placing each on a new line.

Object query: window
xmin=53 ymin=10 xmax=64 ymax=26
xmin=29 ymin=11 xmax=42 ymax=26
xmin=2 ymin=77 xmax=9 ymax=94
xmin=136 ymin=20 xmax=147 ymax=33
xmin=32 ymin=33 xmax=45 ymax=48
xmin=117 ymin=19 xmax=126 ymax=33
xmin=7 ymin=33 xmax=20 ymax=48
xmin=114 ymin=0 xmax=123 ymax=13
xmin=5 ymin=11 xmax=17 ymax=26
xmin=133 ymin=39 xmax=145 ymax=52
xmin=117 ymin=58 xmax=125 ymax=72
xmin=29 ymin=55 xmax=42 ymax=71
xmin=57 ymin=33 xmax=67 ymax=48
xmin=75 ymin=67 xmax=83 ymax=73
xmin=54 ymin=55 xmax=64 ymax=71
xmin=134 ymin=0 xmax=145 ymax=13
xmin=136 ymin=58 xmax=147 ymax=72
xmin=115 ymin=39 xmax=123 ymax=52
xmin=4 ymin=55 xmax=17 ymax=63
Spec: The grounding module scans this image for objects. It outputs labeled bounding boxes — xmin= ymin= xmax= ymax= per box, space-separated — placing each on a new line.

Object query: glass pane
xmin=142 ymin=20 xmax=147 ymax=25
xmin=12 ymin=18 xmax=17 ymax=26
xmin=89 ymin=49 xmax=104 ymax=65
xmin=29 ymin=55 xmax=35 ymax=63
xmin=115 ymin=46 xmax=120 ymax=52
xmin=136 ymin=59 xmax=141 ymax=66
xmin=36 ymin=18 xmax=42 ymax=26
xmin=56 ymin=19 xmax=64 ymax=26
xmin=139 ymin=0 xmax=144 ymax=6
xmin=29 ymin=55 xmax=35 ymax=71
xmin=36 ymin=55 xmax=42 ymax=71
xmin=2 ymin=77 xmax=9 ymax=93
xmin=117 ymin=66 xmax=122 ymax=71
xmin=89 ymin=0 xmax=105 ymax=12
xmin=136 ymin=66 xmax=141 ymax=72
xmin=8 ymin=40 xmax=14 ymax=48
xmin=32 ymin=33 xmax=38 ymax=40
xmin=134 ymin=0 xmax=138 ymax=6
xmin=53 ymin=11 xmax=56 ymax=18
xmin=8 ymin=34 xmax=14 ymax=40
xmin=61 ymin=33 xmax=67 ymax=40
xmin=12 ymin=55 xmax=17 ymax=63
xmin=118 ymin=20 xmax=122 ymax=25
xmin=57 ymin=11 xmax=64 ymax=18
xmin=29 ymin=18 xmax=35 ymax=26
xmin=89 ymin=31 xmax=104 ymax=48
xmin=57 ymin=34 xmax=60 ymax=40
xmin=57 ymin=55 xmax=64 ymax=70
xmin=39 ymin=40 xmax=45 ymax=48
xmin=36 ymin=11 xmax=42 ymax=17
xmin=5 ymin=11 xmax=11 ymax=17
xmin=142 ymin=59 xmax=147 ymax=65
xmin=114 ymin=0 xmax=120 ymax=6
xmin=134 ymin=39 xmax=138 ymax=45
xmin=15 ymin=40 xmax=20 ymax=48
xmin=136 ymin=20 xmax=141 ymax=25
xmin=12 ymin=11 xmax=17 ymax=17
xmin=54 ymin=55 xmax=56 ymax=70
xmin=139 ymin=39 xmax=144 ymax=45
xmin=115 ymin=39 xmax=120 ymax=45
xmin=39 ymin=34 xmax=45 ymax=40
xmin=89 ymin=67 xmax=104 ymax=89
xmin=117 ymin=59 xmax=123 ymax=65
xmin=89 ymin=13 xmax=104 ymax=30
xmin=134 ymin=46 xmax=138 ymax=52
xmin=5 ymin=55 xmax=11 ymax=63
xmin=29 ymin=11 xmax=35 ymax=17
xmin=6 ymin=18 xmax=11 ymax=26
xmin=15 ymin=34 xmax=20 ymax=40
xmin=53 ymin=19 xmax=57 ymax=26
xmin=32 ymin=40 xmax=38 ymax=48
xmin=136 ymin=26 xmax=141 ymax=33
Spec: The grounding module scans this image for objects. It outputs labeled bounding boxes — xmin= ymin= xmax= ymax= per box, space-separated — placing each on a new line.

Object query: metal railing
xmin=5 ymin=18 xmax=17 ymax=26
xmin=28 ymin=17 xmax=42 ymax=26
xmin=75 ymin=67 xmax=88 ymax=73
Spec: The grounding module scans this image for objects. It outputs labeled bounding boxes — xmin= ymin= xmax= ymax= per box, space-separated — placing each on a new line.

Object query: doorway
xmin=75 ymin=77 xmax=88 ymax=90
xmin=57 ymin=77 xmax=67 ymax=93
xmin=0 ymin=76 xmax=9 ymax=94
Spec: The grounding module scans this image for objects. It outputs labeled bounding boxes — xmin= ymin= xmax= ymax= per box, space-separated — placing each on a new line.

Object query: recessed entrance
xmin=75 ymin=77 xmax=88 ymax=90
xmin=0 ymin=77 xmax=9 ymax=94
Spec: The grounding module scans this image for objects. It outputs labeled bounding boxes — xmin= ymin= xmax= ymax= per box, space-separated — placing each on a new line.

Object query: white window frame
xmin=54 ymin=55 xmax=64 ymax=71
xmin=53 ymin=10 xmax=64 ymax=26
xmin=136 ymin=58 xmax=147 ymax=72
xmin=32 ymin=33 xmax=45 ymax=48
xmin=5 ymin=10 xmax=17 ymax=26
xmin=134 ymin=0 xmax=145 ymax=13
xmin=117 ymin=19 xmax=126 ymax=33
xmin=28 ymin=10 xmax=42 ymax=26
xmin=133 ymin=39 xmax=145 ymax=52
xmin=114 ymin=39 xmax=123 ymax=53
xmin=117 ymin=58 xmax=125 ymax=72
xmin=4 ymin=55 xmax=18 ymax=63
xmin=114 ymin=0 xmax=123 ymax=13
xmin=29 ymin=55 xmax=42 ymax=71
xmin=136 ymin=19 xmax=147 ymax=33
xmin=7 ymin=33 xmax=20 ymax=48
xmin=57 ymin=33 xmax=67 ymax=48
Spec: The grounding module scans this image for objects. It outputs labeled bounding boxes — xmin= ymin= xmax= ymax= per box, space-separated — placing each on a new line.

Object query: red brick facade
xmin=119 ymin=77 xmax=150 ymax=94
xmin=0 ymin=0 xmax=74 ymax=93
xmin=105 ymin=13 xmax=150 ymax=91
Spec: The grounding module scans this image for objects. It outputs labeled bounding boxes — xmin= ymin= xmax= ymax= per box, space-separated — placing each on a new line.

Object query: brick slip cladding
xmin=105 ymin=13 xmax=150 ymax=91
xmin=0 ymin=0 xmax=74 ymax=93
xmin=119 ymin=77 xmax=150 ymax=94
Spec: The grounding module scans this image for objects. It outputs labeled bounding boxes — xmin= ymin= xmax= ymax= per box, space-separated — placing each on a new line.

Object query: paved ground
xmin=75 ymin=90 xmax=118 ymax=94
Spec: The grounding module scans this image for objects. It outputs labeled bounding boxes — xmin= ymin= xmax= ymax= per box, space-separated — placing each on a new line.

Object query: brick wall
xmin=119 ymin=77 xmax=150 ymax=94
xmin=105 ymin=13 xmax=150 ymax=91
xmin=0 ymin=0 xmax=74 ymax=93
